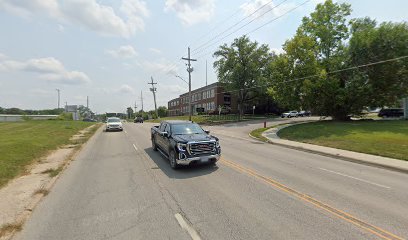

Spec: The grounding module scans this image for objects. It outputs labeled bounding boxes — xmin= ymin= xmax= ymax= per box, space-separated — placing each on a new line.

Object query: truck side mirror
xmin=161 ymin=132 xmax=169 ymax=138
xmin=204 ymin=130 xmax=210 ymax=134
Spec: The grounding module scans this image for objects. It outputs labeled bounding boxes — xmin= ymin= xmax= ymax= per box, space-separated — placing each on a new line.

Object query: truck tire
xmin=169 ymin=151 xmax=179 ymax=169
xmin=152 ymin=137 xmax=158 ymax=151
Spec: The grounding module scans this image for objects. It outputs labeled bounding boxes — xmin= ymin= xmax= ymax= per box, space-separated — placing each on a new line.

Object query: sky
xmin=0 ymin=0 xmax=407 ymax=114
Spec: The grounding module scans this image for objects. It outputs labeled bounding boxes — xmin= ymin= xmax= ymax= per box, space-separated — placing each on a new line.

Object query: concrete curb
xmin=265 ymin=139 xmax=408 ymax=174
xmin=250 ymin=123 xmax=408 ymax=174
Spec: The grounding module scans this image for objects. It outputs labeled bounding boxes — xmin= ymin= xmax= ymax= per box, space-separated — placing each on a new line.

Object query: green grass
xmin=0 ymin=120 xmax=96 ymax=187
xmin=278 ymin=120 xmax=408 ymax=161
xmin=146 ymin=114 xmax=275 ymax=124
xmin=250 ymin=127 xmax=274 ymax=142
xmin=41 ymin=167 xmax=63 ymax=177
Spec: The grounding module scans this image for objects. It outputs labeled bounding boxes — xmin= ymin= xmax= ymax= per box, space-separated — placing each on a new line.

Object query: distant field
xmin=278 ymin=120 xmax=408 ymax=161
xmin=0 ymin=120 xmax=97 ymax=187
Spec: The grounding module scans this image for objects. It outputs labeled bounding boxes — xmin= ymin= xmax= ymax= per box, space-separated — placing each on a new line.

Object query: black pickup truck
xmin=151 ymin=120 xmax=221 ymax=169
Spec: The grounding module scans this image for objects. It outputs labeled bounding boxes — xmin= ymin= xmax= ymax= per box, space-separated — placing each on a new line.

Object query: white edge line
xmin=174 ymin=213 xmax=201 ymax=240
xmin=132 ymin=144 xmax=138 ymax=151
xmin=319 ymin=167 xmax=391 ymax=189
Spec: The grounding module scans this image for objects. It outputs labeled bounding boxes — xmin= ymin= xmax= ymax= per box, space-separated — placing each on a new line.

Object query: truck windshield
xmin=172 ymin=123 xmax=205 ymax=135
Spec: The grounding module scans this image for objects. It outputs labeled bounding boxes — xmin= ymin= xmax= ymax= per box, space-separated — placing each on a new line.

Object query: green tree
xmin=349 ymin=20 xmax=408 ymax=107
xmin=126 ymin=107 xmax=134 ymax=119
xmin=157 ymin=106 xmax=168 ymax=118
xmin=268 ymin=0 xmax=370 ymax=120
xmin=213 ymin=35 xmax=272 ymax=118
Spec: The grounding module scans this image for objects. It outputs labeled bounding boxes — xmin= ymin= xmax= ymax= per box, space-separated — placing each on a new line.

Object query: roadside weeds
xmin=0 ymin=124 xmax=101 ymax=240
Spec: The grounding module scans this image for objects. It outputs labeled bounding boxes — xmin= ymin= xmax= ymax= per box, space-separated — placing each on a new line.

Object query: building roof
xmin=180 ymin=82 xmax=219 ymax=97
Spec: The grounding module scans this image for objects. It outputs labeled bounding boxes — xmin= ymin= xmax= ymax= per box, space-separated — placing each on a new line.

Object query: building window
xmin=211 ymin=89 xmax=215 ymax=98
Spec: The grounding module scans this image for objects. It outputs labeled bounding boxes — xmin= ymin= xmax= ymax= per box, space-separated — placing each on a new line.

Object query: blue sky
xmin=0 ymin=0 xmax=407 ymax=113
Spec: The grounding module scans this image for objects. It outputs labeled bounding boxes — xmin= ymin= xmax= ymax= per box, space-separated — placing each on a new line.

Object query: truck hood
xmin=172 ymin=134 xmax=216 ymax=143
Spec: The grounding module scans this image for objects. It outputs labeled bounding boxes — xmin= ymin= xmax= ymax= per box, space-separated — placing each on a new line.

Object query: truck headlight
xmin=177 ymin=143 xmax=187 ymax=152
xmin=216 ymin=140 xmax=220 ymax=148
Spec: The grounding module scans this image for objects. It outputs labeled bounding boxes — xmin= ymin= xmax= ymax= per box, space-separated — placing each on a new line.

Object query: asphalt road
xmin=15 ymin=120 xmax=408 ymax=240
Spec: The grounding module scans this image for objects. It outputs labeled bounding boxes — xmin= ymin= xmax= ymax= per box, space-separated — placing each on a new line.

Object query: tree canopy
xmin=213 ymin=35 xmax=272 ymax=117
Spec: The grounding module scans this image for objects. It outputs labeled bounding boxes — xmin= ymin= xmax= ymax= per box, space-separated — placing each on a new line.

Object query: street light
xmin=175 ymin=75 xmax=188 ymax=85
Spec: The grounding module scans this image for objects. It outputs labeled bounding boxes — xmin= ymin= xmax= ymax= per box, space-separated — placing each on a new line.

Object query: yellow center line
xmin=220 ymin=158 xmax=404 ymax=240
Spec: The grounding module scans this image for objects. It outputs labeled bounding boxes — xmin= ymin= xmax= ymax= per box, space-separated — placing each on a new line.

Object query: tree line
xmin=213 ymin=0 xmax=407 ymax=120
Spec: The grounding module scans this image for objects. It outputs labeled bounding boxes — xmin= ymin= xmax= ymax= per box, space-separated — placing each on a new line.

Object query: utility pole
xmin=140 ymin=90 xmax=144 ymax=112
xmin=148 ymin=77 xmax=158 ymax=119
xmin=134 ymin=101 xmax=137 ymax=113
xmin=56 ymin=89 xmax=60 ymax=109
xmin=182 ymin=47 xmax=197 ymax=121
xmin=206 ymin=59 xmax=208 ymax=86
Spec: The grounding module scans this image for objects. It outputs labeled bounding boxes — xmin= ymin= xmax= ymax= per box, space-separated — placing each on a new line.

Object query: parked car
xmin=281 ymin=111 xmax=298 ymax=118
xmin=151 ymin=120 xmax=221 ymax=169
xmin=105 ymin=117 xmax=123 ymax=132
xmin=134 ymin=117 xmax=144 ymax=123
xmin=378 ymin=108 xmax=403 ymax=118
xmin=83 ymin=118 xmax=97 ymax=122
xmin=298 ymin=111 xmax=311 ymax=117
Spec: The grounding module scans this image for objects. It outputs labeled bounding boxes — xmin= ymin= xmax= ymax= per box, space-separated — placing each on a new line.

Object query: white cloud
xmin=106 ymin=45 xmax=138 ymax=58
xmin=140 ymin=59 xmax=179 ymax=76
xmin=158 ymin=84 xmax=187 ymax=94
xmin=164 ymin=0 xmax=215 ymax=26
xmin=0 ymin=52 xmax=7 ymax=60
xmin=149 ymin=48 xmax=162 ymax=54
xmin=117 ymin=84 xmax=135 ymax=94
xmin=0 ymin=0 xmax=149 ymax=38
xmin=240 ymin=0 xmax=296 ymax=20
xmin=0 ymin=0 xmax=60 ymax=18
xmin=58 ymin=24 xmax=64 ymax=32
xmin=0 ymin=57 xmax=90 ymax=85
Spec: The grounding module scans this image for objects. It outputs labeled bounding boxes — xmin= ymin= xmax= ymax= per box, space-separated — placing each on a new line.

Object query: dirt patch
xmin=0 ymin=124 xmax=100 ymax=240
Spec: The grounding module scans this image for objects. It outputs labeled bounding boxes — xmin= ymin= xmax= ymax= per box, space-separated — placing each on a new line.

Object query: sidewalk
xmin=261 ymin=124 xmax=408 ymax=174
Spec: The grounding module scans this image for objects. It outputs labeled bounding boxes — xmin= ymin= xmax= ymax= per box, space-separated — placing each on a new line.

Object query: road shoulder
xmin=0 ymin=125 xmax=101 ymax=240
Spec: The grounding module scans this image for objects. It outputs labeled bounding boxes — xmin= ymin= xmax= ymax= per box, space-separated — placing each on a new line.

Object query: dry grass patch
xmin=0 ymin=221 xmax=23 ymax=237
xmin=33 ymin=188 xmax=49 ymax=196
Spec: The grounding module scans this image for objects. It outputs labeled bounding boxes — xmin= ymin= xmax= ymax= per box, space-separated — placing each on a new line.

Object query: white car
xmin=105 ymin=117 xmax=123 ymax=132
xmin=281 ymin=111 xmax=298 ymax=118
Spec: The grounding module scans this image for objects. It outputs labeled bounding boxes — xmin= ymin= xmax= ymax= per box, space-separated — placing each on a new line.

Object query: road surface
xmin=15 ymin=120 xmax=408 ymax=240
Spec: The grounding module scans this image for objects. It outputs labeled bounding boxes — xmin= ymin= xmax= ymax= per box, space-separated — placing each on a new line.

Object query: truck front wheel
xmin=152 ymin=137 xmax=158 ymax=151
xmin=169 ymin=151 xmax=179 ymax=169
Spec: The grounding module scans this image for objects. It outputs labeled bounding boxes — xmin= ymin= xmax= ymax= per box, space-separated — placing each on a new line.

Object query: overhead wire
xmin=192 ymin=0 xmax=281 ymax=54
xmin=194 ymin=0 xmax=310 ymax=60
xmin=209 ymin=55 xmax=408 ymax=96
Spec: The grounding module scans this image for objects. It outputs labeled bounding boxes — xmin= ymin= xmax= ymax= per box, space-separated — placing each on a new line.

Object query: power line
xmin=194 ymin=0 xmax=310 ymax=59
xmin=190 ymin=6 xmax=243 ymax=47
xmin=192 ymin=0 xmax=286 ymax=54
xmin=210 ymin=55 xmax=408 ymax=96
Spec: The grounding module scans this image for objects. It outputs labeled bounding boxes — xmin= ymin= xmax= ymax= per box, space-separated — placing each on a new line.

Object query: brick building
xmin=168 ymin=82 xmax=237 ymax=116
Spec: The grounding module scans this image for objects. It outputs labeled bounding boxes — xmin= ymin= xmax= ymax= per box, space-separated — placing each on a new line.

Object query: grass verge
xmin=278 ymin=120 xmax=408 ymax=161
xmin=0 ymin=120 xmax=97 ymax=188
xmin=249 ymin=127 xmax=274 ymax=142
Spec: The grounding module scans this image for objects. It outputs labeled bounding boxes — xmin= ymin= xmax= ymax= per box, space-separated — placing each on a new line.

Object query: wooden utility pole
xmin=148 ymin=77 xmax=158 ymax=119
xmin=182 ymin=47 xmax=197 ymax=121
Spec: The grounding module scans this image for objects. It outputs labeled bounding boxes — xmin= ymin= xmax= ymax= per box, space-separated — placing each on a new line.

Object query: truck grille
xmin=189 ymin=142 xmax=216 ymax=156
